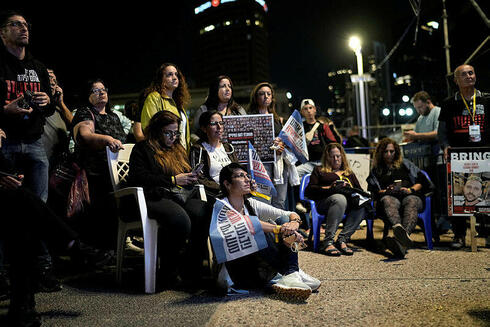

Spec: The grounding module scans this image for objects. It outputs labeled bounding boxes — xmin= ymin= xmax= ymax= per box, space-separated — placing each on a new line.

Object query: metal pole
xmin=442 ymin=0 xmax=452 ymax=96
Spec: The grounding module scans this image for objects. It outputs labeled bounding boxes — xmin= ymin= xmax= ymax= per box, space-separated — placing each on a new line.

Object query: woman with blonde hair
xmin=367 ymin=138 xmax=433 ymax=258
xmin=305 ymin=143 xmax=367 ymax=256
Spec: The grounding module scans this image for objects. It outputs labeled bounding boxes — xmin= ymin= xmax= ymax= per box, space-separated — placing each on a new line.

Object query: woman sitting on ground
xmin=190 ymin=110 xmax=238 ymax=200
xmin=367 ymin=138 xmax=432 ymax=258
xmin=305 ymin=143 xmax=368 ymax=256
xmin=128 ymin=111 xmax=210 ymax=287
xmin=215 ymin=162 xmax=320 ymax=300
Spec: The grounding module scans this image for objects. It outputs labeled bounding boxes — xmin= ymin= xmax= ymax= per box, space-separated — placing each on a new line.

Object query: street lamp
xmin=348 ymin=35 xmax=368 ymax=139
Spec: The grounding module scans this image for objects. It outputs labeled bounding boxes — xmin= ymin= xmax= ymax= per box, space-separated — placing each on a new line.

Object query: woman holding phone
xmin=305 ymin=143 xmax=367 ymax=256
xmin=128 ymin=111 xmax=210 ymax=287
xmin=367 ymin=138 xmax=433 ymax=258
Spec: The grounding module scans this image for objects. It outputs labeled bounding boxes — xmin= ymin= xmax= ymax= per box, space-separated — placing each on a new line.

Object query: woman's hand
xmin=106 ymin=136 xmax=124 ymax=153
xmin=280 ymin=221 xmax=299 ymax=235
xmin=0 ymin=129 xmax=5 ymax=148
xmin=175 ymin=172 xmax=198 ymax=186
xmin=272 ymin=137 xmax=285 ymax=155
xmin=400 ymin=187 xmax=411 ymax=194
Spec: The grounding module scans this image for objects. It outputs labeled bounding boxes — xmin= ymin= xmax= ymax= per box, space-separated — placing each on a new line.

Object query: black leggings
xmin=379 ymin=195 xmax=423 ymax=234
xmin=146 ymin=198 xmax=211 ymax=275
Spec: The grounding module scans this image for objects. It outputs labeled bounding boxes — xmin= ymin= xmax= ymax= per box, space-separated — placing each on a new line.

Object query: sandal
xmin=336 ymin=242 xmax=354 ymax=256
xmin=323 ymin=245 xmax=341 ymax=256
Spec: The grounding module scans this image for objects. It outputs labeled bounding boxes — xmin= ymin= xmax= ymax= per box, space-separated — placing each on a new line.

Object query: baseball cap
xmin=301 ymin=99 xmax=315 ymax=109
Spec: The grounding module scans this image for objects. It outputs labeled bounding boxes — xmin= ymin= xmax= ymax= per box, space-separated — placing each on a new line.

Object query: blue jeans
xmin=1 ymin=138 xmax=51 ymax=270
xmin=2 ymin=138 xmax=49 ymax=202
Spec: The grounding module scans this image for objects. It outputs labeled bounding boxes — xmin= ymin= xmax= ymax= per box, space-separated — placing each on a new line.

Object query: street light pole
xmin=349 ymin=36 xmax=368 ymax=140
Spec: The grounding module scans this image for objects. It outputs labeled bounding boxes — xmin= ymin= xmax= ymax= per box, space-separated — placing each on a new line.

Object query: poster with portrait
xmin=222 ymin=114 xmax=276 ymax=163
xmin=448 ymin=147 xmax=490 ymax=216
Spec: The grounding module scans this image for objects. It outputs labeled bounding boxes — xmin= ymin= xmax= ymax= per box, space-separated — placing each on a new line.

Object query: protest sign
xmin=248 ymin=141 xmax=276 ymax=198
xmin=209 ymin=198 xmax=268 ymax=264
xmin=278 ymin=110 xmax=309 ymax=164
xmin=447 ymin=147 xmax=490 ymax=216
xmin=222 ymin=114 xmax=276 ymax=163
xmin=346 ymin=153 xmax=370 ymax=191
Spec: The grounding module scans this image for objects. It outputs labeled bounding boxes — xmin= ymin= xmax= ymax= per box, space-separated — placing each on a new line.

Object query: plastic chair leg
xmin=116 ymin=223 xmax=127 ymax=285
xmin=366 ymin=219 xmax=374 ymax=240
xmin=312 ymin=213 xmax=321 ymax=253
xmin=143 ymin=219 xmax=158 ymax=294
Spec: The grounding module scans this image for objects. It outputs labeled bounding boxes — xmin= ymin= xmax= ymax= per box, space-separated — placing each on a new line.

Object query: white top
xmin=203 ymin=142 xmax=232 ymax=183
xmin=236 ymin=197 xmax=293 ymax=222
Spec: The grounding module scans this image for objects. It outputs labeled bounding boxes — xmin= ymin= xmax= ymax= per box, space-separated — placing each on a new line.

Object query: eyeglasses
xmin=91 ymin=88 xmax=108 ymax=95
xmin=232 ymin=173 xmax=251 ymax=180
xmin=4 ymin=20 xmax=31 ymax=29
xmin=162 ymin=130 xmax=181 ymax=138
xmin=209 ymin=121 xmax=225 ymax=127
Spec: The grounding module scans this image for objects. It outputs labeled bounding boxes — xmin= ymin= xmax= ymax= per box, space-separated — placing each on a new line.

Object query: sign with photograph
xmin=222 ymin=114 xmax=276 ymax=163
xmin=447 ymin=147 xmax=490 ymax=216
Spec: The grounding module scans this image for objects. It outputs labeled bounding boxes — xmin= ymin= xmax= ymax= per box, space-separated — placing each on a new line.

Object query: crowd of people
xmin=0 ymin=9 xmax=488 ymax=327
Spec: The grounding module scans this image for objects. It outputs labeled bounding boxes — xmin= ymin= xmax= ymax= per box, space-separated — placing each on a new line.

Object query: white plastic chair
xmin=106 ymin=144 xmax=159 ymax=294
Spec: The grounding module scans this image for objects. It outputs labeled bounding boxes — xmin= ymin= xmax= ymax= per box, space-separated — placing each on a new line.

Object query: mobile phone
xmin=192 ymin=162 xmax=204 ymax=174
xmin=334 ymin=179 xmax=345 ymax=185
xmin=394 ymin=180 xmax=402 ymax=187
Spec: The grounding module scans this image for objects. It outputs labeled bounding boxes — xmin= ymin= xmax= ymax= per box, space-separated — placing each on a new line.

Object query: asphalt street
xmin=1 ymin=220 xmax=489 ymax=327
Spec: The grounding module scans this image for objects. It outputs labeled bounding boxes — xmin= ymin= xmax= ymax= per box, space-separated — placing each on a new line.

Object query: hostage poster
xmin=209 ymin=199 xmax=268 ymax=264
xmin=448 ymin=147 xmax=490 ymax=216
xmin=222 ymin=114 xmax=276 ymax=163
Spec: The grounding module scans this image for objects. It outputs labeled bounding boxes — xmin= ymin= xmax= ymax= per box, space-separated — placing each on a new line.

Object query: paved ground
xmin=1 ymin=220 xmax=489 ymax=327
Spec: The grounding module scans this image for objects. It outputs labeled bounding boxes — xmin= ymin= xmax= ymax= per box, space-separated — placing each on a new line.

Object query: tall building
xmin=192 ymin=0 xmax=270 ymax=88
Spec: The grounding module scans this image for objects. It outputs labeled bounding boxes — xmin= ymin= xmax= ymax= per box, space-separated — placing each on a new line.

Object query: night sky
xmin=6 ymin=1 xmax=489 ymax=110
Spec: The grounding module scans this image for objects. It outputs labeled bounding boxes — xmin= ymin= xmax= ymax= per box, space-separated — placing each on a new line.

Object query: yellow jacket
xmin=141 ymin=91 xmax=190 ymax=150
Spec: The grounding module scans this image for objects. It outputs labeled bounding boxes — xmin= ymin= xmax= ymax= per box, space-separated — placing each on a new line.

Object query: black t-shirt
xmin=72 ymin=106 xmax=126 ymax=176
xmin=439 ymin=90 xmax=489 ymax=148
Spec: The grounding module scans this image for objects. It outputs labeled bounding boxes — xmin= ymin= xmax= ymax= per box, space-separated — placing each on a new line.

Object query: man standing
xmin=0 ymin=10 xmax=61 ymax=293
xmin=404 ymin=91 xmax=441 ymax=146
xmin=438 ymin=64 xmax=489 ymax=249
xmin=0 ymin=10 xmax=54 ymax=202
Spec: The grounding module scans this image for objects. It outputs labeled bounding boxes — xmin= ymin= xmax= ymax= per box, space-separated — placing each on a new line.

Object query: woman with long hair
xmin=190 ymin=110 xmax=238 ymax=199
xmin=247 ymin=82 xmax=291 ymax=210
xmin=215 ymin=162 xmax=320 ymax=300
xmin=193 ymin=75 xmax=245 ymax=133
xmin=305 ymin=143 xmax=368 ymax=256
xmin=128 ymin=111 xmax=209 ymax=287
xmin=140 ymin=63 xmax=191 ymax=151
xmin=367 ymin=138 xmax=432 ymax=258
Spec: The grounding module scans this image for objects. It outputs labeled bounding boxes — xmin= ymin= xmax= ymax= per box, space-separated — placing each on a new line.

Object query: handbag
xmin=48 ymin=151 xmax=90 ymax=219
xmin=158 ymin=185 xmax=198 ymax=205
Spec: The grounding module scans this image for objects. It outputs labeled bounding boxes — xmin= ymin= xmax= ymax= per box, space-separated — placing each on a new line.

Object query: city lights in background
xmin=286 ymin=91 xmax=292 ymax=100
xmin=195 ymin=0 xmax=267 ymax=15
xmin=402 ymin=95 xmax=410 ymax=102
xmin=382 ymin=108 xmax=391 ymax=116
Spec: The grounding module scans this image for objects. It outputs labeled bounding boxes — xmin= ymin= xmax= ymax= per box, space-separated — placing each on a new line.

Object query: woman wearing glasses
xmin=367 ymin=138 xmax=433 ymax=258
xmin=190 ymin=110 xmax=238 ymax=200
xmin=140 ymin=63 xmax=191 ymax=151
xmin=71 ymin=79 xmax=126 ymax=247
xmin=128 ymin=111 xmax=210 ymax=288
xmin=214 ymin=162 xmax=320 ymax=300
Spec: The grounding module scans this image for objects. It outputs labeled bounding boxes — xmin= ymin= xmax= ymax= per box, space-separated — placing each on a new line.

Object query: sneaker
xmin=69 ymin=241 xmax=113 ymax=268
xmin=271 ymin=271 xmax=312 ymax=301
xmin=125 ymin=237 xmax=144 ymax=255
xmin=450 ymin=236 xmax=465 ymax=250
xmin=298 ymin=269 xmax=321 ymax=291
xmin=295 ymin=202 xmax=307 ymax=214
xmin=393 ymin=224 xmax=413 ymax=247
xmin=36 ymin=269 xmax=62 ymax=293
